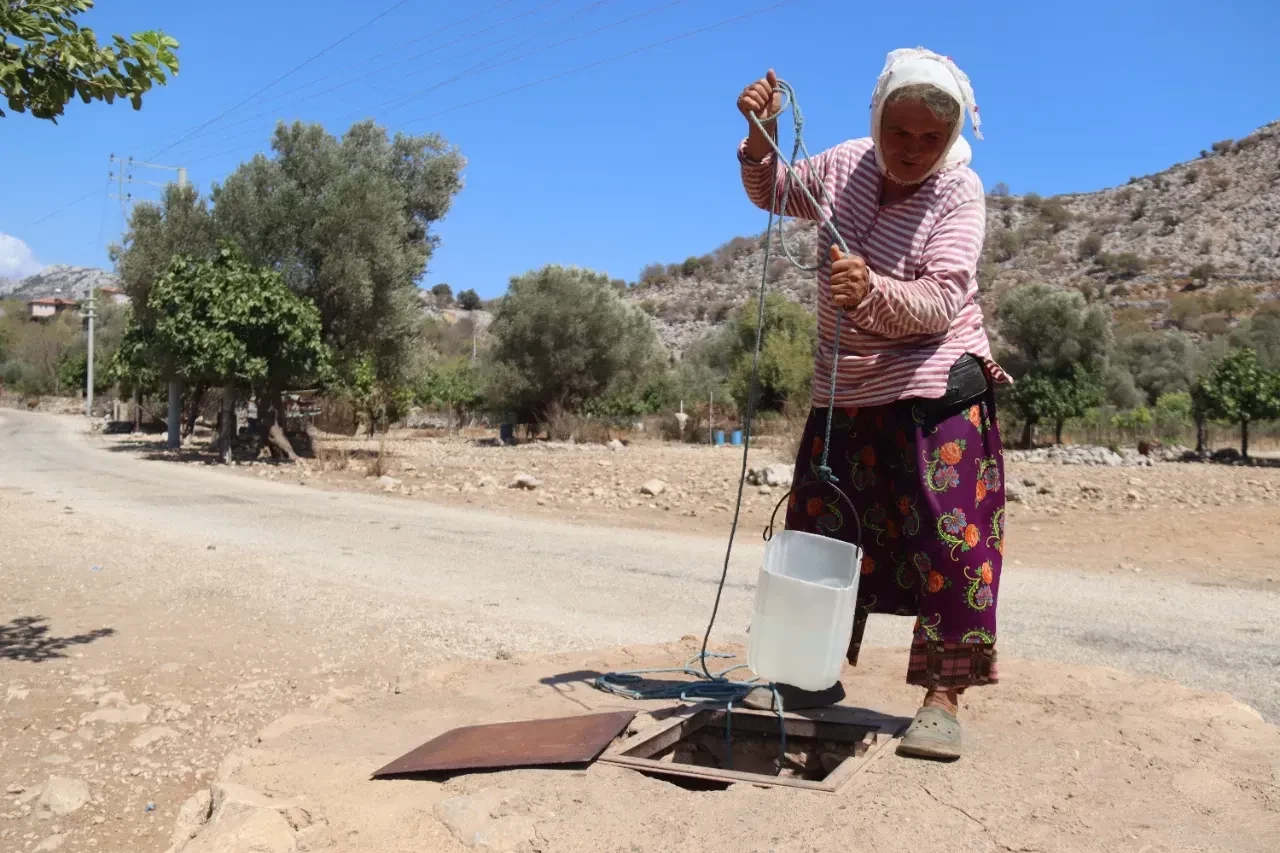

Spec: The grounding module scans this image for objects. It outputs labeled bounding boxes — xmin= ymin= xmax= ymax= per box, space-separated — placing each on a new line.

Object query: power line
xmin=18 ymin=189 xmax=99 ymax=230
xmin=186 ymin=1 xmax=796 ymax=168
xmin=146 ymin=0 xmax=416 ymax=160
xmin=181 ymin=0 xmax=584 ymax=151
xmin=378 ymin=0 xmax=685 ymax=119
xmin=398 ymin=0 xmax=798 ymax=126
xmin=216 ymin=0 xmax=524 ymax=118
xmin=186 ymin=0 xmax=685 ymax=160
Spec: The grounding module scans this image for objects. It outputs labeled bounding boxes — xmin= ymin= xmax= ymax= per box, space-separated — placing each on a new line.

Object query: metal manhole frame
xmin=598 ymin=705 xmax=904 ymax=793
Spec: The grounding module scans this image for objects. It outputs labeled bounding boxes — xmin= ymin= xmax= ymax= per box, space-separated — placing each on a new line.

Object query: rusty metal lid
xmin=372 ymin=710 xmax=637 ymax=778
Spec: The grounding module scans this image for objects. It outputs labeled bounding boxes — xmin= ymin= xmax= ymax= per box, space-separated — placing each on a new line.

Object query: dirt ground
xmin=3 ymin=412 xmax=1279 ymax=852
xmin=182 ymin=640 xmax=1280 ymax=853
xmin=109 ymin=426 xmax=1280 ymax=590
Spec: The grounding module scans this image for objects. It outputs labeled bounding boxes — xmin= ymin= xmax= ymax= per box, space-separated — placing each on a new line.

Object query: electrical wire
xmin=177 ymin=0 xmax=579 ymax=149
xmin=146 ymin=0 xmax=417 ymax=160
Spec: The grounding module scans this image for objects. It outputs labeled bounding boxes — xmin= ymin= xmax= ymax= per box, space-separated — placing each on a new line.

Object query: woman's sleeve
xmin=738 ymin=139 xmax=840 ymax=222
xmin=850 ymin=186 xmax=985 ymax=338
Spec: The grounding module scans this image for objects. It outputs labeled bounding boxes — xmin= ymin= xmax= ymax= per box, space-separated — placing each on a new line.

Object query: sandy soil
xmin=2 ymin=410 xmax=1278 ymax=852
xmin=188 ymin=640 xmax=1280 ymax=853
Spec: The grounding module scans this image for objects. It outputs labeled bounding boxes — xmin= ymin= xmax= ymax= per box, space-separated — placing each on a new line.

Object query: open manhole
xmin=599 ymin=706 xmax=905 ymax=793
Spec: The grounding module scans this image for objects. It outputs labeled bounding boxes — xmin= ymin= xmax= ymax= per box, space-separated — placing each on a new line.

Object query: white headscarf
xmin=869 ymin=47 xmax=982 ymax=183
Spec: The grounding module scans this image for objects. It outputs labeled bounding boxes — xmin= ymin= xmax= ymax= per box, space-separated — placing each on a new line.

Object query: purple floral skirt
xmin=782 ymin=387 xmax=1005 ymax=690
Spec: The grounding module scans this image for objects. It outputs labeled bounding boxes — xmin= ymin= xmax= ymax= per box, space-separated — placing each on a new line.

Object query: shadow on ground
xmin=0 ymin=615 xmax=116 ymax=663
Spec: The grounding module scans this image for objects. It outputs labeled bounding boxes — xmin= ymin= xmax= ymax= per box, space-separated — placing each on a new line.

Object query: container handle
xmin=763 ymin=475 xmax=863 ymax=553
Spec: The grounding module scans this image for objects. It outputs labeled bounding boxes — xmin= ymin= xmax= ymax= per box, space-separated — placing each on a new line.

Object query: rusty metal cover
xmin=372 ymin=710 xmax=637 ymax=778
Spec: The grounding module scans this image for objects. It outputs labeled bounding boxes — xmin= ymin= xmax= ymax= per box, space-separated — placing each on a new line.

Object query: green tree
xmin=456 ymin=288 xmax=482 ymax=311
xmin=416 ymin=354 xmax=482 ymax=429
xmin=1213 ymin=285 xmax=1256 ymax=318
xmin=1230 ymin=301 xmax=1280 ymax=370
xmin=997 ymin=283 xmax=1111 ymax=446
xmin=0 ymin=1 xmax=178 ymax=121
xmin=112 ymin=248 xmax=330 ymax=461
xmin=726 ymin=292 xmax=815 ymax=414
xmin=1152 ymin=391 xmax=1193 ymax=442
xmin=430 ymin=283 xmax=453 ymax=305
xmin=212 ymin=119 xmax=464 ymax=398
xmin=1192 ymin=347 xmax=1280 ymax=459
xmin=1113 ymin=329 xmax=1201 ymax=403
xmin=485 ymin=264 xmax=663 ymax=422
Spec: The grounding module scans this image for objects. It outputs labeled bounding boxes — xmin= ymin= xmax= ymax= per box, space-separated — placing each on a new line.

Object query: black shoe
xmin=740 ymin=681 xmax=846 ymax=711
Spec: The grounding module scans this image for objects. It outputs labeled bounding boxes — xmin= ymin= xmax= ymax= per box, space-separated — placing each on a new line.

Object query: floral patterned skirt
xmin=782 ymin=387 xmax=1005 ymax=691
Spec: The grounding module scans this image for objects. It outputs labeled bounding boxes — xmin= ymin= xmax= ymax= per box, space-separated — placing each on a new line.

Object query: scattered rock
xmin=508 ymin=474 xmax=541 ymax=490
xmin=434 ymin=789 xmax=536 ymax=851
xmin=607 ymin=439 xmax=625 ymax=451
xmin=639 ymin=479 xmax=666 ymax=497
xmin=378 ymin=475 xmax=402 ymax=491
xmin=1126 ymin=490 xmax=1142 ymax=502
xmin=746 ymin=463 xmax=793 ymax=488
xmin=36 ymin=777 xmax=89 ymax=817
xmin=1004 ymin=480 xmax=1025 ymax=503
xmin=255 ymin=715 xmax=326 ymax=744
xmin=171 ymin=789 xmax=213 ymax=848
xmin=34 ymin=834 xmax=66 ymax=852
xmin=82 ymin=702 xmax=151 ymax=725
xmin=131 ymin=726 xmax=179 ymax=750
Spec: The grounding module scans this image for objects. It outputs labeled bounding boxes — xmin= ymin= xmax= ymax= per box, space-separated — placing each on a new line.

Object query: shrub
xmin=1021 ymin=192 xmax=1043 ymax=211
xmin=1184 ymin=169 xmax=1199 ymax=184
xmin=1211 ymin=139 xmax=1234 ymax=154
xmin=1130 ymin=196 xmax=1147 ymax=221
xmin=1039 ymin=198 xmax=1072 ymax=232
xmin=1103 ymin=252 xmax=1146 ymax=279
xmin=1077 ymin=231 xmax=1104 ymax=260
xmin=994 ymin=228 xmax=1022 ymax=261
xmin=1189 ymin=262 xmax=1214 ymax=285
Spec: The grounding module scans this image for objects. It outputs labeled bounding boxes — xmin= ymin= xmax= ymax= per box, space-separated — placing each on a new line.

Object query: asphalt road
xmin=2 ymin=409 xmax=1277 ymax=721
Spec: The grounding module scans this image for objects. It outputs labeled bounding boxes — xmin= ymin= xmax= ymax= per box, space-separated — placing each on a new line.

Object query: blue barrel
xmin=713 ymin=429 xmax=725 ymax=446
xmin=499 ymin=423 xmax=514 ymax=444
xmin=730 ymin=429 xmax=743 ymax=446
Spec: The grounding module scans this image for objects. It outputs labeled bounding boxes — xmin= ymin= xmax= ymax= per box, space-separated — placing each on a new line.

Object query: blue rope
xmin=592 ymin=78 xmax=849 ymax=772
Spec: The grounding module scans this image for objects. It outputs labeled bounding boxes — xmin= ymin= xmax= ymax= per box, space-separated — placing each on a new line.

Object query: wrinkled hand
xmin=737 ymin=68 xmax=781 ymax=125
xmin=829 ymin=245 xmax=869 ymax=310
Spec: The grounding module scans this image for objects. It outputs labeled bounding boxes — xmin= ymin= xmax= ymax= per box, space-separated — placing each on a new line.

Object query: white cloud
xmin=0 ymin=233 xmax=45 ymax=279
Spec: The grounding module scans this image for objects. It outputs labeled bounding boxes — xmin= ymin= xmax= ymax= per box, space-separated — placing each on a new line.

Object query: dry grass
xmin=315 ymin=445 xmax=351 ymax=472
xmin=363 ymin=440 xmax=391 ymax=478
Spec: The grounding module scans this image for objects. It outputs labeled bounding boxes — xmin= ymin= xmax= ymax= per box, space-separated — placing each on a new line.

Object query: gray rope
xmin=593 ymin=78 xmax=852 ymax=773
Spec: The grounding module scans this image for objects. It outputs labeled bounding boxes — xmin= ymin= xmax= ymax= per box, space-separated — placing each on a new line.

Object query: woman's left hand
xmin=829 ymin=245 xmax=869 ymax=310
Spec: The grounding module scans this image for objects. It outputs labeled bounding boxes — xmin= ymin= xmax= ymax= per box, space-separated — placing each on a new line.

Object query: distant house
xmin=100 ymin=287 xmax=130 ymax=306
xmin=28 ymin=296 xmax=79 ymax=320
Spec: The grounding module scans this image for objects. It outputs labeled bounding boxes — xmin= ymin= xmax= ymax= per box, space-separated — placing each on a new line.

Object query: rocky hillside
xmin=0 ymin=265 xmax=121 ymax=301
xmin=626 ymin=120 xmax=1280 ymax=354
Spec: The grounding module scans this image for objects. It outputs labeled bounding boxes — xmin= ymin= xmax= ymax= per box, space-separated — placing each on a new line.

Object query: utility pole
xmin=127 ymin=158 xmax=189 ymax=448
xmin=82 ymin=289 xmax=97 ymax=417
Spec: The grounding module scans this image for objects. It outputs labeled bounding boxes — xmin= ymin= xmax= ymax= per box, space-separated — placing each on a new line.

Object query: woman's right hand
xmin=737 ymin=69 xmax=781 ymax=124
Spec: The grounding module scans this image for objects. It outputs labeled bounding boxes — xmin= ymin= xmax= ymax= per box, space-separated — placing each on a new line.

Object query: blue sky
xmin=2 ymin=0 xmax=1277 ymax=297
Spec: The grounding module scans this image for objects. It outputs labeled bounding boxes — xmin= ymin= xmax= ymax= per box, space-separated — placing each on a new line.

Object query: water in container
xmin=747 ymin=529 xmax=860 ymax=692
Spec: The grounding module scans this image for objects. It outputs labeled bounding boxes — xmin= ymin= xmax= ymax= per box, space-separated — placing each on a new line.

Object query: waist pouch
xmin=917 ymin=354 xmax=989 ymax=414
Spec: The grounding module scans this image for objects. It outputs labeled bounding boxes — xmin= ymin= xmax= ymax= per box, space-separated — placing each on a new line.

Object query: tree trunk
xmin=1019 ymin=419 xmax=1034 ymax=449
xmin=254 ymin=389 xmax=299 ymax=462
xmin=1194 ymin=414 xmax=1207 ymax=455
xmin=1053 ymin=419 xmax=1065 ymax=446
xmin=182 ymin=384 xmax=206 ymax=440
xmin=218 ymin=384 xmax=236 ymax=465
xmin=1241 ymin=419 xmax=1250 ymax=460
xmin=132 ymin=389 xmax=141 ymax=433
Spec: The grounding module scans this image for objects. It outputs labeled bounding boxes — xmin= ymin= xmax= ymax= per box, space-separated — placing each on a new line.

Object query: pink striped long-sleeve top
xmin=739 ymin=137 xmax=1011 ymax=409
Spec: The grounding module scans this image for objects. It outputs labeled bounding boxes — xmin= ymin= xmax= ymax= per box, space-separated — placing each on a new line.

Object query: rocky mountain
xmin=0 ymin=265 xmax=122 ymax=301
xmin=625 ymin=120 xmax=1280 ymax=354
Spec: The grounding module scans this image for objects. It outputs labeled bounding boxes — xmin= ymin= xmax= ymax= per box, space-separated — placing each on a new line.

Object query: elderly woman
xmin=735 ymin=48 xmax=1011 ymax=760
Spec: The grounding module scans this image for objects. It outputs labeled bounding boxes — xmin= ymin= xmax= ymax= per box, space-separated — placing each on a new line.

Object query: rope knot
xmin=815 ymin=464 xmax=836 ymax=483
